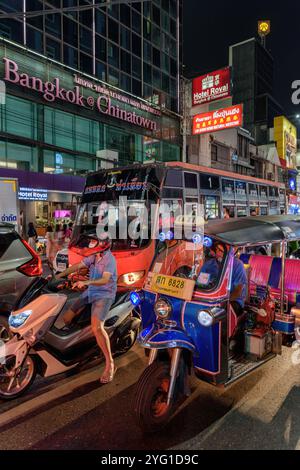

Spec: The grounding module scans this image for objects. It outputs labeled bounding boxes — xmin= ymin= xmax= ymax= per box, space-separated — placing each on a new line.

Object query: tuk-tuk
xmin=131 ymin=215 xmax=300 ymax=432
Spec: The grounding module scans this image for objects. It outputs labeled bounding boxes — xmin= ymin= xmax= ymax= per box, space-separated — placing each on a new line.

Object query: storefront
xmin=0 ymin=167 xmax=84 ymax=236
xmin=0 ymin=39 xmax=181 ymax=183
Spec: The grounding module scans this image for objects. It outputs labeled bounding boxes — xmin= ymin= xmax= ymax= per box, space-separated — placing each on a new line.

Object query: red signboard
xmin=192 ymin=67 xmax=231 ymax=106
xmin=192 ymin=104 xmax=243 ymax=135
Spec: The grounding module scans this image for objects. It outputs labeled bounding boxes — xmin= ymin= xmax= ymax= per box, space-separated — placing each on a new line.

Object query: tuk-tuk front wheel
xmin=134 ymin=361 xmax=178 ymax=433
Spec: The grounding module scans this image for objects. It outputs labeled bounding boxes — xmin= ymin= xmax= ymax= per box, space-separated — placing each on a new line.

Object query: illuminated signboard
xmin=192 ymin=104 xmax=243 ymax=135
xmin=274 ymin=116 xmax=297 ymax=169
xmin=192 ymin=67 xmax=231 ymax=106
xmin=18 ymin=187 xmax=48 ymax=201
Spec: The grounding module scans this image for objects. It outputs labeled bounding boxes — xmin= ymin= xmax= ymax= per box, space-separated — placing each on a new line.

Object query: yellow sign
xmin=274 ymin=116 xmax=297 ymax=169
xmin=258 ymin=20 xmax=270 ymax=36
xmin=150 ymin=273 xmax=195 ymax=301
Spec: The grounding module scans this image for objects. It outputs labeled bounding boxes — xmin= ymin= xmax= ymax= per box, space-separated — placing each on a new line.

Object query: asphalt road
xmin=0 ymin=344 xmax=299 ymax=450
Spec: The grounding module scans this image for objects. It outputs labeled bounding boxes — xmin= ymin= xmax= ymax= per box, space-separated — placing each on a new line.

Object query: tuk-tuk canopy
xmin=204 ymin=215 xmax=300 ymax=246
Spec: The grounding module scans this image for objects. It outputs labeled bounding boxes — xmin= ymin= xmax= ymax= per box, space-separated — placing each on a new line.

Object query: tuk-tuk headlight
xmin=154 ymin=298 xmax=172 ymax=319
xmin=198 ymin=310 xmax=213 ymax=327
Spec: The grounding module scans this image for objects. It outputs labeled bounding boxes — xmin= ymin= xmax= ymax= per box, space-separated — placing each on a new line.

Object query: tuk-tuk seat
xmin=240 ymin=254 xmax=274 ymax=295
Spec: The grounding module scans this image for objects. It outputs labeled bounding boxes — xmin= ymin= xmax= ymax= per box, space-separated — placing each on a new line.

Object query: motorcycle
xmin=0 ymin=277 xmax=140 ymax=400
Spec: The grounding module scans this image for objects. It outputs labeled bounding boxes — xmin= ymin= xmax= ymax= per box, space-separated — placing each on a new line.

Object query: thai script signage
xmin=192 ymin=104 xmax=243 ymax=135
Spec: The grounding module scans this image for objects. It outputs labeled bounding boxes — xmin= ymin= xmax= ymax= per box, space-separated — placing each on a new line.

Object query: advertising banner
xmin=192 ymin=104 xmax=243 ymax=135
xmin=192 ymin=67 xmax=231 ymax=106
xmin=0 ymin=178 xmax=18 ymax=229
xmin=274 ymin=116 xmax=297 ymax=169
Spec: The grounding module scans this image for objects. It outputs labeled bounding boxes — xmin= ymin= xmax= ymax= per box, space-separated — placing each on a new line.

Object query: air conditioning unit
xmin=96 ymin=150 xmax=118 ymax=169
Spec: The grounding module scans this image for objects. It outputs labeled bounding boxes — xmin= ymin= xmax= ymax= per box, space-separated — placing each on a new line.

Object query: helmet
xmin=70 ymin=232 xmax=112 ymax=257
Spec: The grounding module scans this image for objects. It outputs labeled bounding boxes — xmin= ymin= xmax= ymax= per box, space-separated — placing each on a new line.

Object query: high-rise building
xmin=0 ymin=1 xmax=182 ymax=231
xmin=0 ymin=0 xmax=181 ymax=114
xmin=229 ymin=37 xmax=283 ymax=144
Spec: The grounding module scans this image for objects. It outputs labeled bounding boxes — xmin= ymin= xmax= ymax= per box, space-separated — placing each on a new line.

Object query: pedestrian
xmin=27 ymin=222 xmax=38 ymax=250
xmin=45 ymin=225 xmax=56 ymax=265
xmin=56 ymin=233 xmax=118 ymax=384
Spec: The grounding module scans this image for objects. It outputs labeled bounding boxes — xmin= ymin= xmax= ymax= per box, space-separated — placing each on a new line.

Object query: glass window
xmin=121 ymin=50 xmax=131 ymax=74
xmin=95 ymin=9 xmax=106 ymax=36
xmin=75 ymin=116 xmax=91 ymax=153
xmin=152 ymin=25 xmax=161 ymax=47
xmin=143 ymin=18 xmax=151 ymax=40
xmin=170 ymin=0 xmax=177 ymax=17
xmin=0 ymin=18 xmax=23 ymax=42
xmin=152 ymin=5 xmax=161 ymax=26
xmin=76 ymin=156 xmax=95 ymax=173
xmin=4 ymin=96 xmax=37 ymax=141
xmin=170 ymin=18 xmax=176 ymax=37
xmin=143 ymin=41 xmax=152 ymax=63
xmin=107 ymin=3 xmax=119 ymax=20
xmin=161 ymin=11 xmax=169 ymax=32
xmin=63 ymin=16 xmax=78 ymax=45
xmin=6 ymin=143 xmax=37 ymax=172
xmin=161 ymin=53 xmax=169 ymax=73
xmin=196 ymin=239 xmax=227 ymax=291
xmin=132 ymin=10 xmax=141 ymax=34
xmin=153 ymin=47 xmax=160 ymax=68
xmin=170 ymin=38 xmax=177 ymax=57
xmin=64 ymin=44 xmax=78 ymax=68
xmin=46 ymin=37 xmax=61 ymax=60
xmin=153 ymin=68 xmax=161 ymax=89
xmin=108 ymin=68 xmax=119 ymax=87
xmin=132 ymin=79 xmax=142 ymax=97
xmin=170 ymin=57 xmax=177 ymax=77
xmin=184 ymin=172 xmax=198 ymax=189
xmin=108 ymin=43 xmax=119 ymax=68
xmin=55 ymin=110 xmax=74 ymax=150
xmin=143 ymin=63 xmax=152 ymax=84
xmin=79 ymin=26 xmax=93 ymax=53
xmin=26 ymin=27 xmax=43 ymax=53
xmin=120 ymin=4 xmax=131 ymax=27
xmin=45 ymin=13 xmax=61 ymax=38
xmin=96 ymin=61 xmax=106 ymax=81
xmin=108 ymin=17 xmax=119 ymax=44
xmin=120 ymin=26 xmax=131 ymax=50
xmin=96 ymin=35 xmax=106 ymax=62
xmin=120 ymin=74 xmax=131 ymax=93
xmin=79 ymin=4 xmax=93 ymax=27
xmin=162 ymin=0 xmax=169 ymax=13
xmin=132 ymin=32 xmax=141 ymax=56
xmin=143 ymin=1 xmax=151 ymax=19
xmin=170 ymin=78 xmax=177 ymax=97
xmin=80 ymin=52 xmax=93 ymax=74
xmin=162 ymin=73 xmax=170 ymax=93
xmin=132 ymin=56 xmax=141 ymax=79
xmin=143 ymin=83 xmax=152 ymax=99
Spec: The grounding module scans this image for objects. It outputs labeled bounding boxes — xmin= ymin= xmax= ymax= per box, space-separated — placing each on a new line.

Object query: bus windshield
xmin=71 ymin=165 xmax=165 ymax=251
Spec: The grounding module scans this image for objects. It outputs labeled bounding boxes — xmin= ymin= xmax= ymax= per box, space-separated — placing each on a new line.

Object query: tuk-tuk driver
xmin=197 ymin=243 xmax=247 ymax=316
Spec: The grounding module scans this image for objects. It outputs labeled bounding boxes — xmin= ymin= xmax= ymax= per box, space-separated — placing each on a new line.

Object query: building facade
xmin=0 ymin=1 xmax=183 ymax=232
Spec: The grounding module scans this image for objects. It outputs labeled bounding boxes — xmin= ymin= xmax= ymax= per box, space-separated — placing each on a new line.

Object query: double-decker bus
xmin=68 ymin=161 xmax=286 ymax=290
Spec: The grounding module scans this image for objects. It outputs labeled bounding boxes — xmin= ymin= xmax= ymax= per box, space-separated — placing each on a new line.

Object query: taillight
xmin=17 ymin=240 xmax=43 ymax=277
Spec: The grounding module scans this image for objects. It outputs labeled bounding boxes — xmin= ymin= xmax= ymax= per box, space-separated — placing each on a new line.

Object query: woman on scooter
xmin=56 ymin=232 xmax=118 ymax=384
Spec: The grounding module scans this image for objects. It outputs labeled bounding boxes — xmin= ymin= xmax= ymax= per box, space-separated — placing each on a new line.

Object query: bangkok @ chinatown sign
xmin=192 ymin=104 xmax=243 ymax=135
xmin=3 ymin=58 xmax=157 ymax=132
xmin=192 ymin=67 xmax=231 ymax=106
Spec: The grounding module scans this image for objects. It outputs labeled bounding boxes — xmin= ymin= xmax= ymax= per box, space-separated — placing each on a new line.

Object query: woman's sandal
xmin=100 ymin=366 xmax=118 ymax=384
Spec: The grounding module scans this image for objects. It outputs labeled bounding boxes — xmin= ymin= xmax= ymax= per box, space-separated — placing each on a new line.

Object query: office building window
xmin=27 ymin=27 xmax=43 ymax=53
xmin=211 ymin=144 xmax=218 ymax=162
xmin=121 ymin=50 xmax=131 ymax=74
xmin=108 ymin=43 xmax=119 ymax=68
xmin=95 ymin=9 xmax=106 ymax=36
xmin=96 ymin=36 xmax=106 ymax=62
xmin=120 ymin=26 xmax=131 ymax=50
xmin=108 ymin=18 xmax=119 ymax=44
xmin=46 ymin=37 xmax=61 ymax=61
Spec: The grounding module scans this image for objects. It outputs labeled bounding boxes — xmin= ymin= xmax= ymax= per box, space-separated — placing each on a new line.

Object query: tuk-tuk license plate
xmin=150 ymin=273 xmax=195 ymax=301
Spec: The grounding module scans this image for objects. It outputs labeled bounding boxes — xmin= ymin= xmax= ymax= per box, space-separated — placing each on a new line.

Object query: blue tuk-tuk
xmin=131 ymin=215 xmax=300 ymax=432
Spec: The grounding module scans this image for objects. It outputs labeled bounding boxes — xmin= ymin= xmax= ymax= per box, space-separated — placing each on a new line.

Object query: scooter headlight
xmin=154 ymin=298 xmax=172 ymax=319
xmin=118 ymin=271 xmax=145 ymax=286
xmin=9 ymin=310 xmax=32 ymax=328
xmin=198 ymin=310 xmax=213 ymax=327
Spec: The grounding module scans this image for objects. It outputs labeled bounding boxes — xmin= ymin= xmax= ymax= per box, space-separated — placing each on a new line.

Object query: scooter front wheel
xmin=0 ymin=355 xmax=36 ymax=400
xmin=134 ymin=361 xmax=179 ymax=433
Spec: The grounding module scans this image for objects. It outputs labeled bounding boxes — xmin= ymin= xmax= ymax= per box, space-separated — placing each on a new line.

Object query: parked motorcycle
xmin=0 ymin=277 xmax=140 ymax=399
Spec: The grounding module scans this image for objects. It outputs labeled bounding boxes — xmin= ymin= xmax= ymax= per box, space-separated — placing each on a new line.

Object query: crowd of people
xmin=26 ymin=221 xmax=73 ymax=264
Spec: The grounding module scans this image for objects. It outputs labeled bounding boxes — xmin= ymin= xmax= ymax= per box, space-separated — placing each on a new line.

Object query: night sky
xmin=183 ymin=0 xmax=300 ymax=120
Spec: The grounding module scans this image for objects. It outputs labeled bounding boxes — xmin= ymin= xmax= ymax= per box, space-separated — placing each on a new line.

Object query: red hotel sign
xmin=192 ymin=104 xmax=243 ymax=135
xmin=192 ymin=67 xmax=231 ymax=106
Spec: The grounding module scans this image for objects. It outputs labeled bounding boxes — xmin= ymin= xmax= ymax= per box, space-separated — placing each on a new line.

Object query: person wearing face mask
xmin=56 ymin=232 xmax=117 ymax=384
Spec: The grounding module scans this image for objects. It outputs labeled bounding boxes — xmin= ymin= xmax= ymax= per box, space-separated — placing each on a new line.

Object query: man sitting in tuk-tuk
xmin=197 ymin=242 xmax=247 ymax=317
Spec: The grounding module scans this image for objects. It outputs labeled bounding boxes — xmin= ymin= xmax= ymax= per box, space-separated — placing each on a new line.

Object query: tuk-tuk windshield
xmin=149 ymin=237 xmax=227 ymax=292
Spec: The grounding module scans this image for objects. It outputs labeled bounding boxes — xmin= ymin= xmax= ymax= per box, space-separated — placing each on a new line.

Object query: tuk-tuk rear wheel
xmin=134 ymin=361 xmax=178 ymax=433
